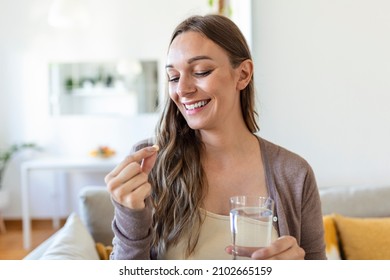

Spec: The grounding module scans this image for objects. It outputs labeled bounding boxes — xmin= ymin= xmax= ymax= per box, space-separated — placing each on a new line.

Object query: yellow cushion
xmin=95 ymin=242 xmax=113 ymax=260
xmin=323 ymin=215 xmax=341 ymax=260
xmin=333 ymin=214 xmax=390 ymax=260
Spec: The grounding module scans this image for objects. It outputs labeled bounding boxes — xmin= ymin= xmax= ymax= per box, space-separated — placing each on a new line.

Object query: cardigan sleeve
xmin=110 ymin=138 xmax=155 ymax=260
xmin=110 ymin=199 xmax=153 ymax=260
xmin=259 ymin=137 xmax=327 ymax=260
xmin=299 ymin=166 xmax=327 ymax=260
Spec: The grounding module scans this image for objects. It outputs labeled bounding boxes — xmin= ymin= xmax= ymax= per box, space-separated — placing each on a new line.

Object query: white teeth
xmin=185 ymin=100 xmax=208 ymax=110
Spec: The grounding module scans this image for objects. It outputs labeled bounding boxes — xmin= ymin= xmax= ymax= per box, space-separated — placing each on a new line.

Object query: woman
xmin=105 ymin=14 xmax=326 ymax=260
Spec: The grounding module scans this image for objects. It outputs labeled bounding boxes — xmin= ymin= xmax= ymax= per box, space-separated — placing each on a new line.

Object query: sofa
xmin=320 ymin=184 xmax=390 ymax=260
xmin=24 ymin=184 xmax=390 ymax=260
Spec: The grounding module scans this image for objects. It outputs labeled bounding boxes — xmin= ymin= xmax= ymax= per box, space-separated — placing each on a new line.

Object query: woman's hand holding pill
xmin=105 ymin=145 xmax=159 ymax=210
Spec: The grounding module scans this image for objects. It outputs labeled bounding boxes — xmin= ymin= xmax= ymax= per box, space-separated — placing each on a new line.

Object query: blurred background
xmin=0 ymin=0 xmax=389 ymax=222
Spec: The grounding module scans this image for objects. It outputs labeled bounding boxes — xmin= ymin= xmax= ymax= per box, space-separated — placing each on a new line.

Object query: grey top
xmin=110 ymin=136 xmax=327 ymax=260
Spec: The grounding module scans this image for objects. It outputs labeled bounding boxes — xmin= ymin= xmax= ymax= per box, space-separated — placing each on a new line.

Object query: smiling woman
xmin=105 ymin=14 xmax=326 ymax=260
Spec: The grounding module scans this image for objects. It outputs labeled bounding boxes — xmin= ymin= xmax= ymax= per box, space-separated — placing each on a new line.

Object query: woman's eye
xmin=168 ymin=76 xmax=179 ymax=83
xmin=195 ymin=70 xmax=212 ymax=77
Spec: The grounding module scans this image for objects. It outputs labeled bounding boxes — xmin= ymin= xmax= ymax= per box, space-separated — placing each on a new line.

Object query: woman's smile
xmin=183 ymin=99 xmax=211 ymax=113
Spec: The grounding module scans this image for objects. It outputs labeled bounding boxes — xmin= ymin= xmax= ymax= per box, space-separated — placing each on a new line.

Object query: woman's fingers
xmin=251 ymin=236 xmax=305 ymax=260
xmin=106 ymin=161 xmax=142 ymax=193
xmin=105 ymin=146 xmax=158 ymax=183
xmin=113 ymin=179 xmax=152 ymax=209
xmin=105 ymin=145 xmax=159 ymax=210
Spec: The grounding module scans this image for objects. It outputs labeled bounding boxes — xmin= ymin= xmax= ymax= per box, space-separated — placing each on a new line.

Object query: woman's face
xmin=166 ymin=31 xmax=243 ymax=132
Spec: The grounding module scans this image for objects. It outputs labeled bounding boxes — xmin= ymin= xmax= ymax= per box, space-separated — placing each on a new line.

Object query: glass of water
xmin=230 ymin=196 xmax=274 ymax=260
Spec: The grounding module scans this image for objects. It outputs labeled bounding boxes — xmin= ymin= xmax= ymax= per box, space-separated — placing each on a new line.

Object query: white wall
xmin=252 ymin=0 xmax=390 ymax=187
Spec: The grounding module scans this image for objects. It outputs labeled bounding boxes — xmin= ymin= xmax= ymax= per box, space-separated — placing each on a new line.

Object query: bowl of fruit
xmin=89 ymin=146 xmax=116 ymax=159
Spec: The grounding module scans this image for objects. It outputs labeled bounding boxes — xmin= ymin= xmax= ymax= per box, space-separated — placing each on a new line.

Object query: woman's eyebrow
xmin=166 ymin=55 xmax=213 ymax=69
xmin=187 ymin=55 xmax=212 ymax=64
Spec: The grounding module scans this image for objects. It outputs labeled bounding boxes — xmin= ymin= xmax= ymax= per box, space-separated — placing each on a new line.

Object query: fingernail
xmin=146 ymin=145 xmax=159 ymax=152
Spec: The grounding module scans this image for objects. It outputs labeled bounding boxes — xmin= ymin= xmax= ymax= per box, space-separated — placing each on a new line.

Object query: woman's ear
xmin=237 ymin=59 xmax=253 ymax=90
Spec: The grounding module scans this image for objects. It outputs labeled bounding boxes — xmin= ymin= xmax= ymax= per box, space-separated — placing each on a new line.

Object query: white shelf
xmin=71 ymin=88 xmax=134 ymax=97
xmin=49 ymin=60 xmax=159 ymax=116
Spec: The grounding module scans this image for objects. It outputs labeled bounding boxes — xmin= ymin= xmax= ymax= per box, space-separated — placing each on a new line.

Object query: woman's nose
xmin=176 ymin=75 xmax=196 ymax=96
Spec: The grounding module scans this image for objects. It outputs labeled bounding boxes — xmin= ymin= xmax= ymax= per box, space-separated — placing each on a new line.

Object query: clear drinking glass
xmin=230 ymin=196 xmax=274 ymax=260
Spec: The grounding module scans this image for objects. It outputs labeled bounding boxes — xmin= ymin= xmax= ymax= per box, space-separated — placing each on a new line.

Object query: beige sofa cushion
xmin=78 ymin=186 xmax=115 ymax=246
xmin=320 ymin=185 xmax=390 ymax=217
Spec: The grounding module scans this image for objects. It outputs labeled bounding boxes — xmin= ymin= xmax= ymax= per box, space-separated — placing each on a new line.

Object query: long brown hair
xmin=149 ymin=14 xmax=259 ymax=257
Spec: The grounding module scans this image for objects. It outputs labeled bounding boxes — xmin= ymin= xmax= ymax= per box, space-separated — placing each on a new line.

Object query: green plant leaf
xmin=0 ymin=142 xmax=42 ymax=188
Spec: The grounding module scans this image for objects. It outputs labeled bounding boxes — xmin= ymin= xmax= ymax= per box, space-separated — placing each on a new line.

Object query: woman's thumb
xmin=140 ymin=145 xmax=159 ymax=174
